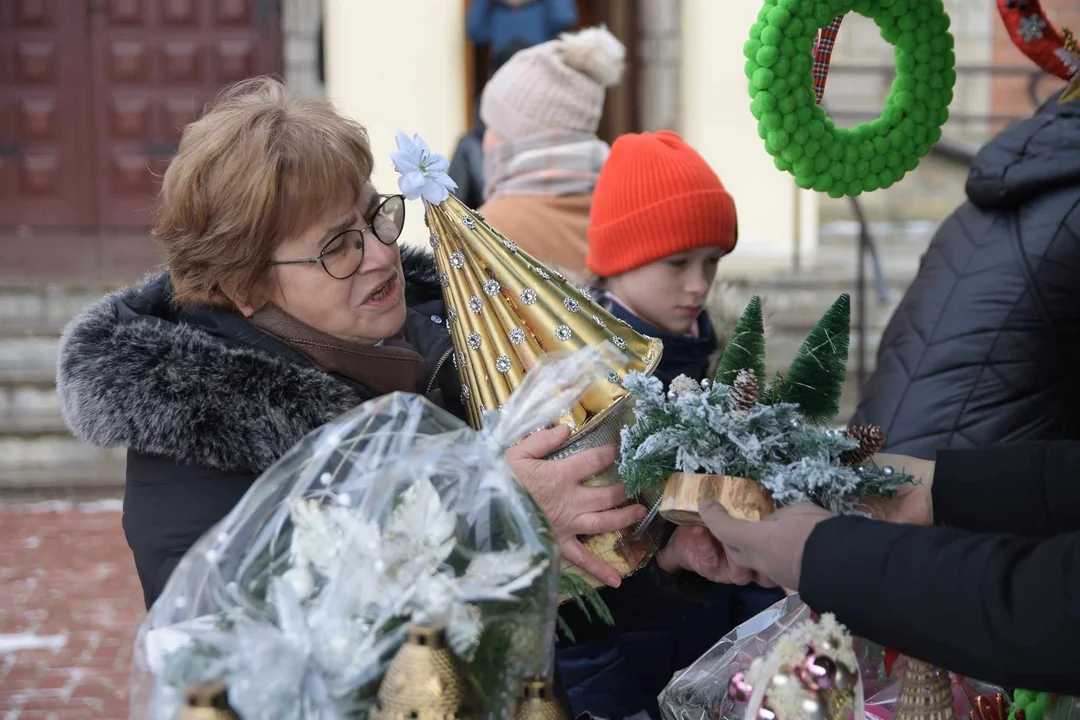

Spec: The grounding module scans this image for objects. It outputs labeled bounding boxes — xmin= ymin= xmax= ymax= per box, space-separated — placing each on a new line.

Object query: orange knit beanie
xmin=586 ymin=130 xmax=738 ymax=277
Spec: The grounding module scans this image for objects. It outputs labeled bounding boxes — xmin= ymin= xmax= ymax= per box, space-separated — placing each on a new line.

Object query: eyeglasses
xmin=269 ymin=194 xmax=406 ymax=280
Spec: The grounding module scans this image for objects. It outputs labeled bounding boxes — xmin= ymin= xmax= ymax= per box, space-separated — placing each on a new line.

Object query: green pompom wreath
xmin=746 ymin=0 xmax=957 ymax=198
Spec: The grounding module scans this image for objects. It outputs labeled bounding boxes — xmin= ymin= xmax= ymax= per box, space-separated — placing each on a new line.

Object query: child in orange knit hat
xmin=557 ymin=131 xmax=782 ymax=720
xmin=587 ymin=129 xmax=738 ymax=387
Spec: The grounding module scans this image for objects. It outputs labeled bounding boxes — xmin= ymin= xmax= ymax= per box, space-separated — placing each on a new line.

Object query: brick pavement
xmin=0 ymin=501 xmax=144 ymax=720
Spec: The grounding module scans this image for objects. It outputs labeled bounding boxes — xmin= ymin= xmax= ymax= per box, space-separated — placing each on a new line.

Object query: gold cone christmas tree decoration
xmin=175 ymin=682 xmax=239 ymax=720
xmin=894 ymin=658 xmax=957 ymax=720
xmin=512 ymin=677 xmax=569 ymax=720
xmin=392 ymin=132 xmax=665 ymax=590
xmin=370 ymin=624 xmax=481 ymax=720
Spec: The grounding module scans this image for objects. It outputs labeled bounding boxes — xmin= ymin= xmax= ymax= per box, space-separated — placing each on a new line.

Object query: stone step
xmin=0 ymin=337 xmax=58 ymax=384
xmin=0 ymin=284 xmax=109 ymax=338
xmin=0 ymin=437 xmax=125 ymax=491
xmin=0 ymin=383 xmax=66 ymax=436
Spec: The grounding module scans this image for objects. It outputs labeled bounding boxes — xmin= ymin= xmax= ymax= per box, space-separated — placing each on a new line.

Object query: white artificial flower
xmin=390 ymin=131 xmax=458 ymax=204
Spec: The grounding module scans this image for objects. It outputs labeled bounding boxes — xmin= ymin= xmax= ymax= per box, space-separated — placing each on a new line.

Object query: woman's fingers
xmin=576 ymin=482 xmax=630 ymax=513
xmin=569 ymin=503 xmax=647 ymax=536
xmin=505 ymin=424 xmax=572 ymax=461
xmin=543 ymin=444 xmax=618 ymax=486
xmin=561 ymin=538 xmax=623 ymax=588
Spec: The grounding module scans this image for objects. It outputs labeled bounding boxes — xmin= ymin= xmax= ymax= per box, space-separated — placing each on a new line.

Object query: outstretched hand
xmin=698 ymin=501 xmax=834 ymax=591
xmin=505 ymin=424 xmax=647 ymax=588
xmin=656 ymin=524 xmax=778 ymax=586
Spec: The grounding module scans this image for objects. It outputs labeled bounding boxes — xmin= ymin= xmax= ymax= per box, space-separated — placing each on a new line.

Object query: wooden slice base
xmin=659 ymin=472 xmax=775 ymax=525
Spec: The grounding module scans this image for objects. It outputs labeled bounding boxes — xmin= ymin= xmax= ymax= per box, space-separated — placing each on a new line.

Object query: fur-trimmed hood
xmin=56 ymin=245 xmax=449 ymax=475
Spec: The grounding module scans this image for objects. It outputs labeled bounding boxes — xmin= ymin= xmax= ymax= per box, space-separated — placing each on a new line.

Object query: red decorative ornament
xmin=997 ymin=0 xmax=1073 ymax=80
xmin=884 ymin=647 xmax=900 ymax=676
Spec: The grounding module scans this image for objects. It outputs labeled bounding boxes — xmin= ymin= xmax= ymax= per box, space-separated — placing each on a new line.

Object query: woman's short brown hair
xmin=154 ymin=76 xmax=375 ymax=307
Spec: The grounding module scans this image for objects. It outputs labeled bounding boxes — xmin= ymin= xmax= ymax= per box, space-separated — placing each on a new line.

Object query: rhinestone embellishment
xmin=555 ymin=324 xmax=572 ymax=341
xmin=468 ymin=296 xmax=483 ymax=314
xmin=607 ymin=371 xmax=621 ymax=384
xmin=520 ymin=288 xmax=537 ymax=305
xmin=429 ymin=235 xmax=439 ymax=250
xmin=509 ymin=327 xmax=526 ymax=345
xmin=438 ymin=271 xmax=449 ymax=288
xmin=461 ymin=384 xmax=471 ymax=400
xmin=592 ymin=315 xmax=606 ymax=328
xmin=495 ymin=355 xmax=512 ymax=373
xmin=533 ymin=265 xmax=550 ymax=280
xmin=503 ymin=239 xmax=518 ymax=252
xmin=457 ymin=351 xmax=466 ymax=366
xmin=483 ymin=279 xmax=501 ymax=296
xmin=612 ymin=336 xmax=628 ymax=349
xmin=580 ymin=287 xmax=594 ymax=301
xmin=447 ymin=307 xmax=457 ymax=323
xmin=467 ymin=333 xmax=482 ymax=350
xmin=462 ymin=216 xmax=476 ymax=229
xmin=564 ymin=297 xmax=580 ymax=312
xmin=450 ymin=252 xmax=465 ymax=269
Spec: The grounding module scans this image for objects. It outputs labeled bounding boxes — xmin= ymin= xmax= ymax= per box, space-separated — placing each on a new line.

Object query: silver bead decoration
xmin=468 ymin=296 xmax=483 ymax=314
xmin=467 ymin=332 xmax=482 ymax=350
xmin=611 ymin=336 xmax=628 ymax=349
xmin=508 ymin=327 xmax=526 ymax=345
xmin=447 ymin=307 xmax=457 ymax=323
xmin=457 ymin=351 xmax=466 ymax=366
xmin=616 ymin=317 xmax=632 ymax=328
xmin=503 ymin=239 xmax=518 ymax=252
xmin=856 ymin=465 xmax=866 ymax=474
xmin=533 ymin=265 xmax=550 ymax=280
xmin=580 ymin=287 xmax=594 ymax=301
xmin=564 ymin=297 xmax=580 ymax=312
xmin=461 ymin=384 xmax=471 ymax=400
xmin=430 ymin=315 xmax=443 ymax=324
xmin=450 ymin=252 xmax=465 ymax=269
xmin=520 ymin=288 xmax=537 ymax=305
xmin=429 ymin=235 xmax=439 ymax=250
xmin=701 ymin=379 xmax=711 ymax=389
xmin=882 ymin=465 xmax=895 ymax=476
xmin=555 ymin=324 xmax=572 ymax=341
xmin=451 ymin=353 xmax=458 ymax=368
xmin=438 ymin=271 xmax=449 ymax=288
xmin=495 ymin=355 xmax=512 ymax=373
xmin=483 ymin=279 xmax=501 ymax=296
xmin=592 ymin=315 xmax=606 ymax=328
xmin=607 ymin=371 xmax=620 ymax=384
xmin=462 ymin=215 xmax=476 ymax=229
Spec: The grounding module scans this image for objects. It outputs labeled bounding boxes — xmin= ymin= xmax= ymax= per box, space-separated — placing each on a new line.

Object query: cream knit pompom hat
xmin=480 ymin=25 xmax=626 ymax=140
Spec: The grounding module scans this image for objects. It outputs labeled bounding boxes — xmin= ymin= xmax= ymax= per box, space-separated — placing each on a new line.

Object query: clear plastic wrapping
xmin=130 ymin=348 xmax=615 ymax=720
xmin=659 ymin=595 xmax=1008 ymax=720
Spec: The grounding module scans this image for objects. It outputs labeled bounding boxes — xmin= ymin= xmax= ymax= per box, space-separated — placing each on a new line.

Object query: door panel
xmin=89 ymin=0 xmax=283 ymax=227
xmin=0 ymin=0 xmax=96 ymax=226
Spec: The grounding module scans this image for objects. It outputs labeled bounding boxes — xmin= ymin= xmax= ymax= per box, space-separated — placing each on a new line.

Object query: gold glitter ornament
xmin=370 ymin=625 xmax=481 ymax=720
xmin=512 ymin=677 xmax=569 ymax=720
xmin=175 ymin=682 xmax=239 ymax=720
xmin=894 ymin=658 xmax=957 ymax=720
xmin=410 ymin=147 xmax=667 ymax=592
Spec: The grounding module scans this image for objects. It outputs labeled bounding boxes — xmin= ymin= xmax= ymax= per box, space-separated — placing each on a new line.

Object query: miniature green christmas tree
xmin=714 ymin=295 xmax=766 ymax=392
xmin=767 ymin=294 xmax=850 ymax=424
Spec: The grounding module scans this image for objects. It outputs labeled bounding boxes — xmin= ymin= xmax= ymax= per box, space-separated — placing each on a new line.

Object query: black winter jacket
xmin=802 ymin=441 xmax=1080 ymax=693
xmin=57 ymin=246 xmax=461 ymax=608
xmin=851 ymin=96 xmax=1080 ymax=458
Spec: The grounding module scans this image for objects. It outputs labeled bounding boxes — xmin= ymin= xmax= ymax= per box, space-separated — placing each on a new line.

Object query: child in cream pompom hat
xmin=477 ymin=26 xmax=625 ymax=283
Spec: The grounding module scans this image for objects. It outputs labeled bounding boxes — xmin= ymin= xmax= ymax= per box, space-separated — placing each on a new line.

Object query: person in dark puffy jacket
xmin=850 ymin=91 xmax=1080 ymax=458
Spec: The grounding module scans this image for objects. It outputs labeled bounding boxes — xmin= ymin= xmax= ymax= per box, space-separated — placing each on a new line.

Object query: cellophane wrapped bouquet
xmin=659 ymin=595 xmax=1007 ymax=720
xmin=129 ymin=348 xmax=615 ymax=720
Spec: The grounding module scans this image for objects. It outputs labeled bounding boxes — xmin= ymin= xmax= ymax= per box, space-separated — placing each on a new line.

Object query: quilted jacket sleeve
xmin=850 ymin=189 xmax=1080 ymax=459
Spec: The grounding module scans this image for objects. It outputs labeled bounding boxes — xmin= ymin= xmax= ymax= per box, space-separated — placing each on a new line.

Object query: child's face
xmin=606 ymin=247 xmax=724 ymax=335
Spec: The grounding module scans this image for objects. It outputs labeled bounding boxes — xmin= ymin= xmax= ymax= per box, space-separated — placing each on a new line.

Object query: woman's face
xmin=259 ymin=184 xmax=408 ymax=344
xmin=605 ymin=247 xmax=724 ymax=335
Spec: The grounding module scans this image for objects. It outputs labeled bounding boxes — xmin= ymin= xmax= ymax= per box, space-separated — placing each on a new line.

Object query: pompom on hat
xmin=480 ymin=25 xmax=626 ymax=139
xmin=586 ymin=130 xmax=738 ymax=278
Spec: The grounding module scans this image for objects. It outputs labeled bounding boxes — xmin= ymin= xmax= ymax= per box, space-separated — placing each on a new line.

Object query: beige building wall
xmin=680 ymin=0 xmax=819 ymax=274
xmin=324 ymin=0 xmax=468 ymax=248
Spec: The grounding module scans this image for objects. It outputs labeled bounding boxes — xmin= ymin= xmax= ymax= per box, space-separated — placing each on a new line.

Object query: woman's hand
xmin=505 ymin=424 xmax=647 ymax=588
xmin=656 ymin=524 xmax=775 ymax=586
xmin=859 ymin=453 xmax=935 ymax=525
xmin=699 ymin=501 xmax=834 ymax=591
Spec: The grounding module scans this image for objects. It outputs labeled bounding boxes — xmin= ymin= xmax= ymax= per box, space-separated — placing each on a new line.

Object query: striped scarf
xmin=483 ymin=131 xmax=609 ymax=201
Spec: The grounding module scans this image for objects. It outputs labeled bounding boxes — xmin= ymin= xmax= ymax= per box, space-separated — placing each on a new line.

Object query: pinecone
xmin=839 ymin=424 xmax=886 ymax=466
xmin=669 ymin=374 xmax=704 ymax=399
xmin=728 ymin=369 xmax=759 ymax=416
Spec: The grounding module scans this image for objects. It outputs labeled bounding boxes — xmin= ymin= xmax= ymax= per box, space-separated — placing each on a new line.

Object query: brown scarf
xmin=246 ymin=306 xmax=429 ymax=397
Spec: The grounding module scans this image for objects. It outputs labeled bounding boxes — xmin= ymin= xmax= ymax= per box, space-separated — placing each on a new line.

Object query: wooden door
xmin=0 ymin=0 xmax=97 ymax=226
xmin=89 ymin=0 xmax=283 ymax=227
